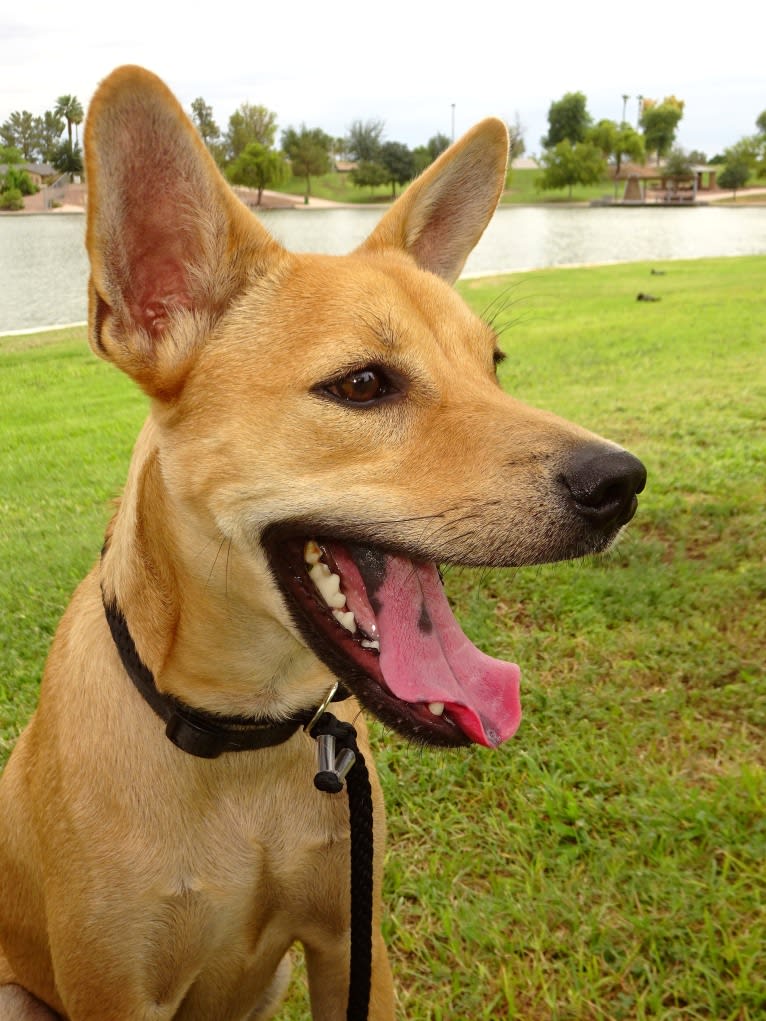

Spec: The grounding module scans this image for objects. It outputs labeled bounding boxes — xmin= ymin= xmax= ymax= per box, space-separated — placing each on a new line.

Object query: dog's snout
xmin=563 ymin=444 xmax=647 ymax=529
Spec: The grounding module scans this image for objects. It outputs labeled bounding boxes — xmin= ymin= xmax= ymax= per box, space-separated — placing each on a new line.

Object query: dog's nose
xmin=563 ymin=444 xmax=647 ymax=529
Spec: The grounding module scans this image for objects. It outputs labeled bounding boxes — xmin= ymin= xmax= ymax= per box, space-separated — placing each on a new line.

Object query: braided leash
xmin=309 ymin=711 xmax=374 ymax=1021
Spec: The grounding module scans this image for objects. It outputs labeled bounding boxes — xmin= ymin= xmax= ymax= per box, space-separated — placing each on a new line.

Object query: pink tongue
xmin=331 ymin=548 xmax=521 ymax=747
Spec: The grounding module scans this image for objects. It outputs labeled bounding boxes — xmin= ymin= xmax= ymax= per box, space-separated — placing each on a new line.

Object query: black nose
xmin=563 ymin=444 xmax=647 ymax=529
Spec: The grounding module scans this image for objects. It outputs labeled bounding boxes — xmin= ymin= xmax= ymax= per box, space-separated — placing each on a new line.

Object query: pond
xmin=2 ymin=205 xmax=766 ymax=334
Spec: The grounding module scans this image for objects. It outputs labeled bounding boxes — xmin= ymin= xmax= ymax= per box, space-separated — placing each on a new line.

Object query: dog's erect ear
xmin=85 ymin=65 xmax=285 ymax=397
xmin=357 ymin=118 xmax=508 ymax=283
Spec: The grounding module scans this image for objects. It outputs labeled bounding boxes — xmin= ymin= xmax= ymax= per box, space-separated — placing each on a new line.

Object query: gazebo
xmin=612 ymin=162 xmax=718 ymax=203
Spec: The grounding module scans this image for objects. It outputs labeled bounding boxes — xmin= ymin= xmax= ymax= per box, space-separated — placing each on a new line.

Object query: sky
xmin=2 ymin=0 xmax=764 ymax=161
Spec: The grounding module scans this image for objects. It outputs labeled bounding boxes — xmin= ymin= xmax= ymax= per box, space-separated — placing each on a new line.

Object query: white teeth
xmin=360 ymin=639 xmax=380 ymax=652
xmin=428 ymin=702 xmax=445 ymax=716
xmin=333 ymin=609 xmax=357 ymax=634
xmin=308 ymin=562 xmax=347 ymax=609
xmin=305 ymin=539 xmax=373 ymax=642
xmin=304 ymin=540 xmax=322 ymax=565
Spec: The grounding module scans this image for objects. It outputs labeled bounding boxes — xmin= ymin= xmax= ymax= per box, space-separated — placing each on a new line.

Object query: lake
xmin=2 ymin=205 xmax=766 ymax=334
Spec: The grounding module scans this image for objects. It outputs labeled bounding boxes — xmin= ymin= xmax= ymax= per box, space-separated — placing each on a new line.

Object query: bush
xmin=0 ymin=188 xmax=24 ymax=210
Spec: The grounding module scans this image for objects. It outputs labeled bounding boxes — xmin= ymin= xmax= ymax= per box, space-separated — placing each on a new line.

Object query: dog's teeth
xmin=309 ymin=561 xmax=331 ymax=580
xmin=304 ymin=540 xmax=322 ymax=565
xmin=428 ymin=702 xmax=445 ymax=716
xmin=308 ymin=563 xmax=347 ymax=609
xmin=360 ymin=639 xmax=381 ymax=652
xmin=333 ymin=609 xmax=357 ymax=634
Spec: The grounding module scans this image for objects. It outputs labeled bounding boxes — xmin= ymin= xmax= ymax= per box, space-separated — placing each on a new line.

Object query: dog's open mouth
xmin=266 ymin=535 xmax=521 ymax=748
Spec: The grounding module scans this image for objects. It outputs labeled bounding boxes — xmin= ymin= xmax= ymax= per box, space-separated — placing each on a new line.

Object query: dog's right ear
xmin=85 ymin=65 xmax=285 ymax=398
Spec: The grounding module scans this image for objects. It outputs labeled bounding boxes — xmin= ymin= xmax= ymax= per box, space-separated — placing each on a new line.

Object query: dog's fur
xmin=0 ymin=67 xmax=644 ymax=1020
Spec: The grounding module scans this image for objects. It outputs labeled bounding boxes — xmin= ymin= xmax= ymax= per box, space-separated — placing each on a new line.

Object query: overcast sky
xmin=2 ymin=0 xmax=764 ymax=160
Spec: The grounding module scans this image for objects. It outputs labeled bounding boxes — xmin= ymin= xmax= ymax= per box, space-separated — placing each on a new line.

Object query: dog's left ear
xmin=84 ymin=65 xmax=286 ymax=398
xmin=357 ymin=118 xmax=508 ymax=283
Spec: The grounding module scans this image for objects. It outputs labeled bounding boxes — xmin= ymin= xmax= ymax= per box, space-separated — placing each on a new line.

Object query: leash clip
xmin=304 ymin=682 xmax=339 ymax=736
xmin=309 ymin=710 xmax=358 ymax=794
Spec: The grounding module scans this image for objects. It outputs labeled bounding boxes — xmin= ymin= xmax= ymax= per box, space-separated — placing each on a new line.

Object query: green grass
xmin=2 ymin=257 xmax=765 ymax=1018
xmin=278 ymin=169 xmax=394 ymax=204
xmin=281 ymin=166 xmax=616 ymax=206
xmin=501 ymin=166 xmax=615 ymax=205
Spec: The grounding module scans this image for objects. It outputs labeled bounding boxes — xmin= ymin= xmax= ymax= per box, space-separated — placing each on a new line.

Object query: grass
xmin=280 ymin=167 xmax=618 ymax=206
xmin=1 ymin=257 xmax=765 ymax=1018
xmin=278 ymin=169 xmax=393 ymax=204
xmin=285 ymin=166 xmax=766 ymax=207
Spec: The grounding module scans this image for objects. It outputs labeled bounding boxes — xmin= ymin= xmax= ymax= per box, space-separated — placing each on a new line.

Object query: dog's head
xmin=86 ymin=67 xmax=645 ymax=749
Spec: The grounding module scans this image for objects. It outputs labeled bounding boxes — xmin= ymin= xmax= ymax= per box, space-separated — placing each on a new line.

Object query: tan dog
xmin=0 ymin=67 xmax=645 ymax=1020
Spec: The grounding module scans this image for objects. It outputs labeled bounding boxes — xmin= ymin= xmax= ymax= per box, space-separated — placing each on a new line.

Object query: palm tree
xmin=55 ymin=95 xmax=84 ymax=148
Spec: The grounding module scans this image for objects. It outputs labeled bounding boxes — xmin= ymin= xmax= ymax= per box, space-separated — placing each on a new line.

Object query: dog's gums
xmin=266 ymin=535 xmax=522 ymax=748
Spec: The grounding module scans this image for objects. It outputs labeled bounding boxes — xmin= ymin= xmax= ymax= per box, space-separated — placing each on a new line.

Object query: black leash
xmin=102 ymin=592 xmax=373 ymax=1020
xmin=310 ymin=712 xmax=374 ymax=1021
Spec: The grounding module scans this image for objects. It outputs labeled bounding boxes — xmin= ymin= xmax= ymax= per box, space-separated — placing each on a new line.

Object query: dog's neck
xmin=101 ymin=417 xmax=333 ymax=720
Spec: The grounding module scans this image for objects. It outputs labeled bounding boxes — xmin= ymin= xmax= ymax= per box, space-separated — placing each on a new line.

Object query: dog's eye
xmin=326 ymin=367 xmax=391 ymax=404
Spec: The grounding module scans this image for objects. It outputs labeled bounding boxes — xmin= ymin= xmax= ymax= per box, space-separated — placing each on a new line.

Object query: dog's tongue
xmin=330 ymin=546 xmax=521 ymax=747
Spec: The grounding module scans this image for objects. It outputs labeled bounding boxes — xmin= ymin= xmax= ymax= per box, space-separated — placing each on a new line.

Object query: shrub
xmin=0 ymin=187 xmax=24 ymax=210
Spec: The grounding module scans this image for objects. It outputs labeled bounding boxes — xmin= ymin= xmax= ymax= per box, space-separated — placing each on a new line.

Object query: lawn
xmin=283 ymin=166 xmax=613 ymax=206
xmin=1 ymin=256 xmax=765 ymax=1018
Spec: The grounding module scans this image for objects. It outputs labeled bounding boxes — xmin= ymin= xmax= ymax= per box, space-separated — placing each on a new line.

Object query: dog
xmin=0 ymin=66 xmax=646 ymax=1020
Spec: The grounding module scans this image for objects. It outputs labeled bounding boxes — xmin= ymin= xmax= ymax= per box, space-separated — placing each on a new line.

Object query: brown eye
xmin=328 ymin=367 xmax=389 ymax=404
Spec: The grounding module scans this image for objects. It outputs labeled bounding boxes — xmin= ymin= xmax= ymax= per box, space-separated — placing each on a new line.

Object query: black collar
xmin=102 ymin=594 xmax=348 ymax=759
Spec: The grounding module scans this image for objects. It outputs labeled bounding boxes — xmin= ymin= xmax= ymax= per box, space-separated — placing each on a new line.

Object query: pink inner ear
xmin=121 ymin=209 xmax=197 ymax=337
xmin=129 ymin=255 xmax=194 ymax=336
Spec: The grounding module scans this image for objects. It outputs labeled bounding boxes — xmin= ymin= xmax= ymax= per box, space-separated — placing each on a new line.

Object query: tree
xmin=427 ymin=133 xmax=451 ymax=161
xmin=350 ymin=160 xmax=388 ymax=190
xmin=587 ymin=119 xmax=618 ymax=160
xmin=507 ymin=113 xmax=525 ymax=161
xmin=54 ymin=95 xmax=84 ymax=148
xmin=35 ymin=110 xmax=65 ymax=163
xmin=664 ymin=147 xmax=693 ymax=179
xmin=191 ymin=98 xmax=220 ymax=146
xmin=346 ymin=119 xmax=385 ymax=163
xmin=640 ymin=96 xmax=684 ymax=164
xmin=756 ymin=110 xmax=766 ymax=136
xmin=52 ymin=140 xmax=83 ymax=178
xmin=0 ymin=144 xmax=23 ymax=165
xmin=614 ymin=124 xmax=645 ymax=174
xmin=542 ymin=92 xmax=591 ymax=148
xmin=379 ymin=141 xmax=415 ymax=197
xmin=281 ymin=125 xmax=332 ymax=202
xmin=413 ymin=134 xmax=450 ymax=176
xmin=537 ymin=139 xmax=606 ymax=198
xmin=718 ymin=159 xmax=750 ymax=200
xmin=722 ymin=136 xmax=765 ymax=180
xmin=226 ymin=103 xmax=278 ymax=162
xmin=226 ymin=142 xmax=288 ymax=204
xmin=191 ymin=98 xmax=225 ymax=166
xmin=1 ymin=110 xmax=37 ymax=159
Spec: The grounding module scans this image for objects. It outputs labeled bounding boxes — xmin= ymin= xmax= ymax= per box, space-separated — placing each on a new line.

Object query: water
xmin=2 ymin=205 xmax=766 ymax=334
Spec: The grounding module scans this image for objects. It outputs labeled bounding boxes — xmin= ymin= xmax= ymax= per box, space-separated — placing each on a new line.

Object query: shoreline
xmin=3 ymin=252 xmax=763 ymax=338
xmin=4 ymin=183 xmax=766 ymax=218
